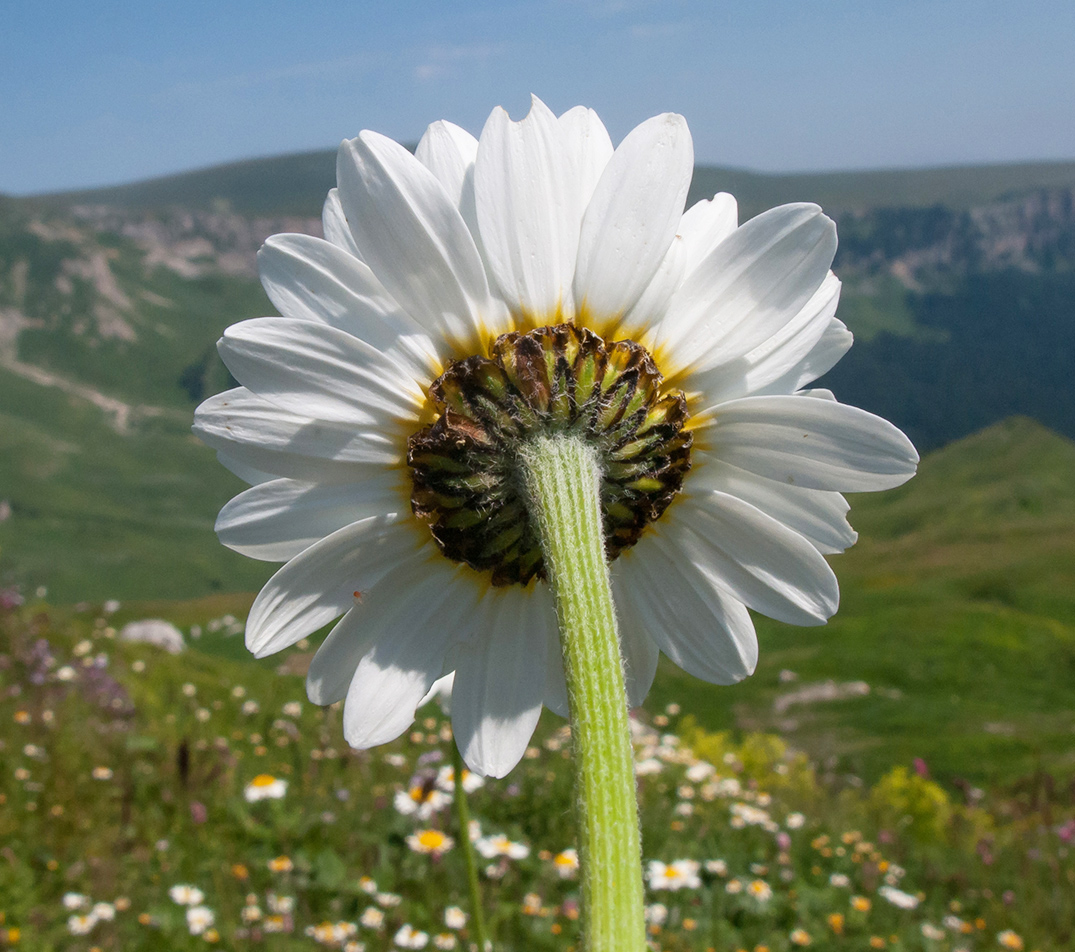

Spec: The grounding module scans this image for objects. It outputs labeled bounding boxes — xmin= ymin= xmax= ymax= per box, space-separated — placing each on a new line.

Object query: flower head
xmin=196 ymin=97 xmax=917 ymax=778
xmin=646 ymin=859 xmax=701 ymax=891
xmin=244 ymin=774 xmax=288 ymax=802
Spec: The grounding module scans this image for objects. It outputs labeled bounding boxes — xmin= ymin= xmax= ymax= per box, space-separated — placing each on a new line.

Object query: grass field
xmin=1 ymin=593 xmax=1071 ymax=951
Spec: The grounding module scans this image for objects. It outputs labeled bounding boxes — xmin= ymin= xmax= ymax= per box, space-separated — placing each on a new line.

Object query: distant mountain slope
xmin=23 ymin=148 xmax=1075 ymax=219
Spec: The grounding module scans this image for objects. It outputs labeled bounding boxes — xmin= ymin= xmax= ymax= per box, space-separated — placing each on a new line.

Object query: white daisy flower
xmin=879 ymin=885 xmax=920 ymax=909
xmin=67 ymin=913 xmax=98 ymax=935
xmin=406 ymin=828 xmax=455 ymax=855
xmin=169 ymin=884 xmax=205 ymax=906
xmin=244 ymin=773 xmax=288 ymax=802
xmin=394 ymin=924 xmax=429 ymax=949
xmin=195 ymin=97 xmax=917 ymax=778
xmin=646 ymin=859 xmax=701 ymax=891
xmin=186 ymin=905 xmax=215 ymax=935
xmin=475 ymin=833 xmax=530 ymax=860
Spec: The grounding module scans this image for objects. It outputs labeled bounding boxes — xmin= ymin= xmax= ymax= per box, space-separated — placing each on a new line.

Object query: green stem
xmin=520 ymin=434 xmax=646 ymax=952
xmin=451 ymin=738 xmax=490 ymax=951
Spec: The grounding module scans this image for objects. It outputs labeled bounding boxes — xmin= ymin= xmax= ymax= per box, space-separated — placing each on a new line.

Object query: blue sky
xmin=3 ymin=0 xmax=1074 ymax=194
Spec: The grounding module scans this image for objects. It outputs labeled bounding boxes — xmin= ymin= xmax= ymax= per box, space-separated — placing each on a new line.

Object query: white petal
xmin=451 ymin=585 xmax=550 ymax=777
xmin=574 ymin=113 xmax=693 ymax=322
xmin=343 ymin=558 xmax=477 ymax=749
xmin=558 ymin=105 xmax=614 ymax=213
xmin=218 ymin=317 xmax=424 ymax=426
xmin=693 ymin=272 xmax=841 ymax=406
xmin=666 ymin=491 xmax=840 ymax=626
xmin=755 ymin=317 xmax=853 ymax=396
xmin=615 ymin=538 xmax=757 ymax=684
xmin=195 ymin=387 xmax=399 ymax=474
xmin=214 ymin=449 xmax=275 ymax=486
xmin=678 ymin=192 xmax=739 ymax=276
xmin=610 ymin=570 xmax=661 ymax=705
xmin=690 ymin=459 xmax=857 ymax=554
xmin=244 ymin=514 xmax=422 ymax=657
xmin=475 ymin=96 xmax=577 ymax=319
xmin=257 ymin=234 xmax=438 ymax=378
xmin=660 ymin=204 xmax=837 ymax=374
xmin=215 ymin=474 xmax=403 ymax=561
xmin=415 ymin=121 xmax=478 ymax=212
xmin=706 ymin=394 xmax=919 ymax=491
xmin=337 ymin=131 xmax=498 ymax=345
xmin=322 ymin=188 xmax=361 ymax=257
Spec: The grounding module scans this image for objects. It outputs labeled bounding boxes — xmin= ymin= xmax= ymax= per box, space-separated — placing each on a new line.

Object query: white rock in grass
xmin=120 ymin=619 xmax=186 ymax=654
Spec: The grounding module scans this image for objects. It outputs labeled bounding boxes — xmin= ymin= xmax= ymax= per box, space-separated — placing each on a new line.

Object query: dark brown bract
xmin=407 ymin=323 xmax=692 ymax=586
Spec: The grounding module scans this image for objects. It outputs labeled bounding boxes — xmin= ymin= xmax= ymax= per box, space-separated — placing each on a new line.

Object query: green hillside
xmin=24 ymin=148 xmax=1075 ymax=220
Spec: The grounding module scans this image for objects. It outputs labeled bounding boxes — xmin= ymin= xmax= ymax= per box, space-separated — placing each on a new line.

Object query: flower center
xmin=407 ymin=323 xmax=692 ymax=586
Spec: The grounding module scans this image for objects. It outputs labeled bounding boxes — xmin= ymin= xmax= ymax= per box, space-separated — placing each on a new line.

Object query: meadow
xmin=1 ymin=588 xmax=1071 ymax=952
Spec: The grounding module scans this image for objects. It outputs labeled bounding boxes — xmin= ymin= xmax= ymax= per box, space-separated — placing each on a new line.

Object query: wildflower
xmin=394 ymin=924 xmax=429 ymax=949
xmin=67 ymin=914 xmax=97 ymax=935
xmin=851 ymin=896 xmax=872 ymax=912
xmin=997 ymin=931 xmax=1025 ymax=951
xmin=242 ymin=700 xmax=260 ymax=715
xmin=785 ymin=812 xmax=806 ymax=829
xmin=552 ymin=848 xmax=579 ymax=878
xmin=268 ymin=856 xmax=294 ymax=873
xmin=828 ymin=913 xmax=845 ymax=934
xmin=358 ymin=876 xmax=378 ymax=894
xmin=879 ymin=885 xmax=920 ymax=910
xmin=475 ymin=833 xmax=530 ymax=859
xmin=91 ymin=903 xmax=115 ymax=921
xmin=522 ymin=893 xmax=543 ymax=915
xmin=644 ymin=903 xmax=668 ymax=926
xmin=169 ymin=885 xmax=205 ymax=906
xmin=747 ymin=879 xmax=773 ymax=902
xmin=406 ymin=829 xmax=455 ymax=855
xmin=444 ymin=907 xmax=467 ymax=929
xmin=922 ymin=923 xmax=945 ymax=941
xmin=360 ymin=907 xmax=385 ymax=929
xmin=685 ymin=761 xmax=715 ymax=782
xmin=197 ymin=98 xmax=916 ymax=777
xmin=790 ymin=928 xmax=812 ymax=946
xmin=186 ymin=906 xmax=215 ymax=936
xmin=376 ymin=892 xmax=403 ymax=908
xmin=433 ymin=934 xmax=457 ymax=949
xmin=92 ymin=766 xmax=113 ymax=780
xmin=244 ymin=774 xmax=287 ymax=802
xmin=394 ymin=783 xmax=451 ymax=819
xmin=434 ymin=765 xmax=484 ymax=793
xmin=268 ymin=894 xmax=295 ymax=914
xmin=725 ymin=878 xmax=744 ymax=894
xmin=282 ymin=701 xmax=303 ymax=717
xmin=829 ymin=872 xmax=850 ymax=888
xmin=62 ymin=893 xmax=89 ymax=911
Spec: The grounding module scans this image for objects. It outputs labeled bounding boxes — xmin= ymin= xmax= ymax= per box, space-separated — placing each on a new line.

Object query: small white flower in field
xmin=635 ymin=758 xmax=663 ymax=776
xmin=62 ymin=892 xmax=89 ymax=910
xmin=552 ymin=848 xmax=579 ymax=878
xmin=996 ymin=931 xmax=1025 ymax=950
xmin=169 ymin=884 xmax=205 ymax=906
xmin=725 ymin=878 xmax=743 ymax=894
xmin=443 ymin=907 xmax=467 ymax=930
xmin=521 ymin=893 xmax=542 ymax=915
xmin=879 ymin=885 xmax=920 ymax=910
xmin=73 ymin=640 xmax=93 ymax=657
xmin=435 ymin=764 xmax=484 ymax=794
xmin=406 ymin=828 xmax=455 ymax=855
xmin=91 ymin=766 xmax=113 ymax=780
xmin=646 ymin=859 xmax=701 ymax=891
xmin=186 ymin=906 xmax=215 ymax=935
xmin=790 ymin=927 xmax=812 ymax=946
xmin=730 ymin=802 xmax=771 ymax=827
xmin=829 ymin=873 xmax=851 ymax=888
xmin=674 ymin=801 xmax=694 ymax=816
xmin=67 ymin=913 xmax=97 ymax=935
xmin=198 ymin=98 xmax=916 ymax=778
xmin=748 ymin=879 xmax=773 ymax=902
xmin=242 ymin=904 xmax=263 ymax=923
xmin=644 ymin=903 xmax=668 ymax=926
xmin=182 ymin=682 xmax=196 ymax=697
xmin=684 ymin=761 xmax=715 ymax=783
xmin=358 ymin=876 xmax=378 ymax=894
xmin=344 ymin=941 xmax=365 ymax=952
xmin=282 ymin=701 xmax=303 ymax=717
xmin=376 ymin=892 xmax=403 ymax=908
xmin=195 ymin=707 xmax=211 ymax=722
xmin=244 ymin=773 xmax=287 ymax=802
xmin=433 ymin=933 xmax=458 ymax=949
xmin=704 ymin=859 xmax=728 ymax=876
xmin=921 ymin=922 xmax=946 ymax=941
xmin=394 ymin=783 xmax=451 ymax=819
xmin=268 ymin=855 xmax=294 ymax=872
xmin=394 ymin=924 xmax=429 ymax=949
xmin=267 ymin=893 xmax=295 ymax=914
xmin=786 ymin=811 xmax=806 ymax=829
xmin=359 ymin=907 xmax=385 ymax=929
xmin=475 ymin=833 xmax=530 ymax=860
xmin=56 ymin=665 xmax=77 ymax=681
xmin=264 ymin=915 xmax=287 ymax=933
xmin=91 ymin=902 xmax=115 ymax=921
xmin=242 ymin=699 xmax=260 ymax=715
